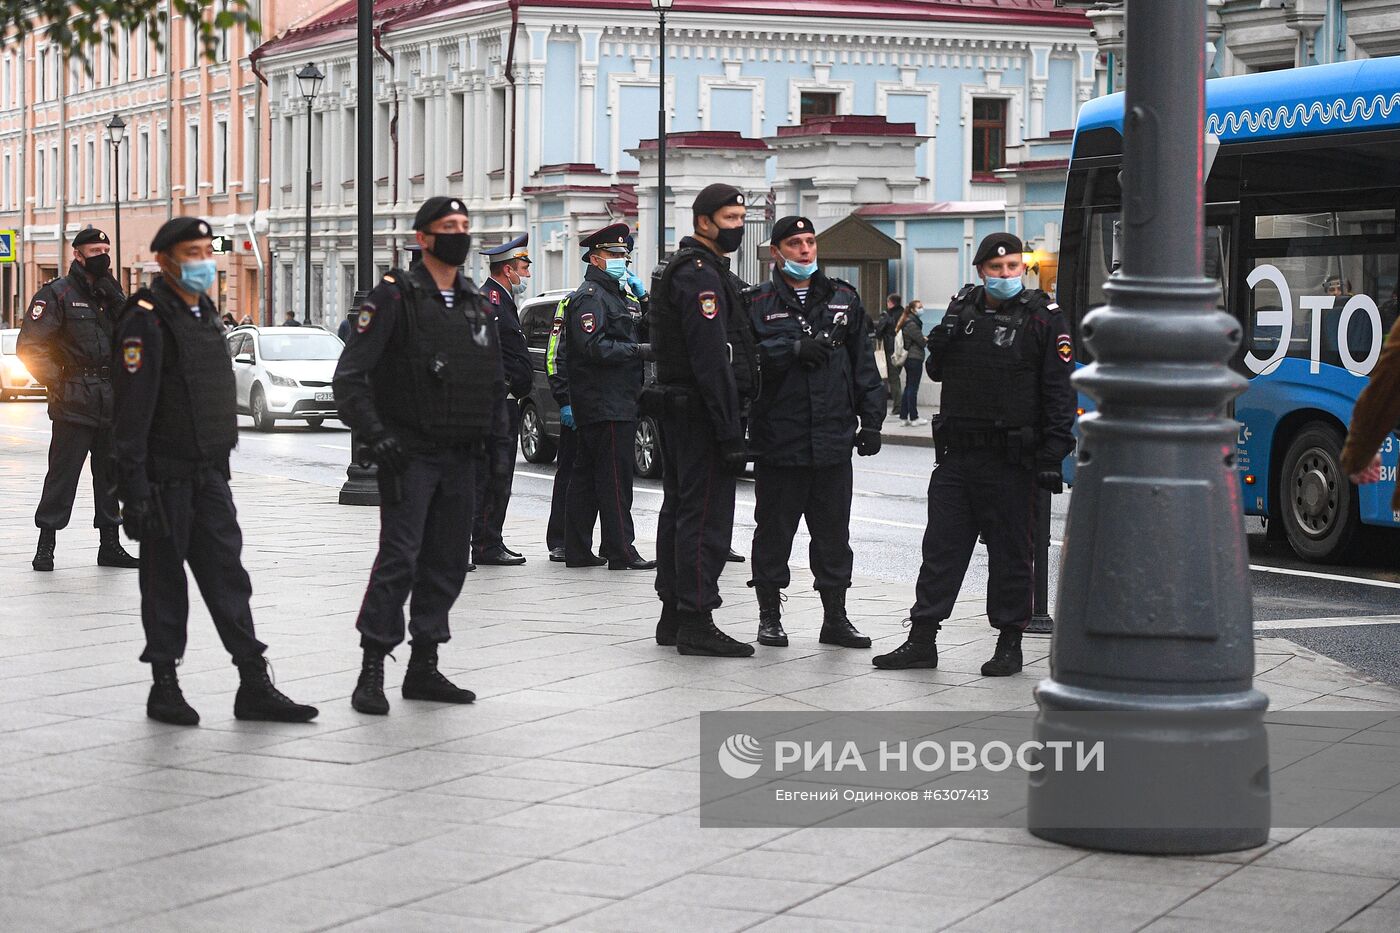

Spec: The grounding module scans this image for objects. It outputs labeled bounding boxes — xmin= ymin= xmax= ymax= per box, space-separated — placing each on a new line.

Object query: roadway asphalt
xmin=4 ymin=399 xmax=1400 ymax=684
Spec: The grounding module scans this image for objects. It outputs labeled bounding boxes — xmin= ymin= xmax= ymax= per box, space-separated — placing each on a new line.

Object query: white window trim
xmin=876 ymin=72 xmax=940 ymax=179
xmin=698 ymin=70 xmax=765 ymax=138
xmin=787 ymin=76 xmax=855 ymax=125
xmin=961 ymin=81 xmax=1023 ymax=200
xmin=606 ymin=71 xmax=674 ymax=176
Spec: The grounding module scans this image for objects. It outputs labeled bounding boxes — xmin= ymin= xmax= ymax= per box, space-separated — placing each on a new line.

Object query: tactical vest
xmin=372 ymin=270 xmax=498 ymax=443
xmin=50 ymin=272 xmax=116 ymax=368
xmin=145 ymin=290 xmax=240 ymax=462
xmin=651 ymin=247 xmax=759 ymax=402
xmin=937 ymin=290 xmax=1045 ymax=428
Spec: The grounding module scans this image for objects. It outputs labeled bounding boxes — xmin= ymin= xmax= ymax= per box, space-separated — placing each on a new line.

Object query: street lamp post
xmin=652 ymin=0 xmax=673 ymax=264
xmin=297 ymin=63 xmax=325 ymax=325
xmin=105 ymin=114 xmax=126 ymax=288
xmin=1026 ymin=0 xmax=1269 ymax=854
xmin=339 ymin=2 xmax=380 ymax=506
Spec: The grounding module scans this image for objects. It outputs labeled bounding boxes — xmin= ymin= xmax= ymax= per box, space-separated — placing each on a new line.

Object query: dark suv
xmin=517 ymin=291 xmax=662 ymax=479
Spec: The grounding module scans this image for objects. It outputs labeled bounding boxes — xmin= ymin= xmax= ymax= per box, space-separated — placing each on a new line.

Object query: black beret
xmin=771 ymin=216 xmax=816 ymax=245
xmin=580 ymin=223 xmax=631 ymax=254
xmin=692 ymin=184 xmax=746 ymax=218
xmin=972 ymin=232 xmax=1024 ymax=267
xmin=72 ymin=227 xmax=110 ymax=248
xmin=150 ymin=217 xmax=214 ymax=253
xmin=413 ymin=196 xmax=469 ymax=231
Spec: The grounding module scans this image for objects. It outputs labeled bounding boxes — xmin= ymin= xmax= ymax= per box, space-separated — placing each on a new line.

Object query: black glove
xmin=720 ymin=438 xmax=749 ymax=476
xmin=855 ymin=428 xmax=882 ymax=457
xmin=369 ymin=434 xmax=409 ymax=474
xmin=1037 ymin=469 xmax=1064 ymax=494
xmin=121 ymin=494 xmax=169 ymax=543
xmin=638 ymin=343 xmax=657 ymax=362
xmin=794 ymin=337 xmax=832 ymax=371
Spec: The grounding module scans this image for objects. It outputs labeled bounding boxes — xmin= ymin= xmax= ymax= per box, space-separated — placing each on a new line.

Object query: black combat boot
xmin=147 ymin=661 xmax=200 ymax=726
xmin=980 ymin=626 xmax=1024 ymax=677
xmin=818 ymin=589 xmax=871 ymax=648
xmin=755 ymin=586 xmax=788 ymax=647
xmin=233 ymin=657 xmax=319 ymax=722
xmin=32 ymin=528 xmax=55 ymax=572
xmin=676 ymin=611 xmax=755 ymax=658
xmin=352 ymin=645 xmax=391 ymax=715
xmin=402 ymin=642 xmax=476 ymax=704
xmin=872 ymin=624 xmax=939 ymax=670
xmin=97 ymin=526 xmax=140 ymax=568
xmin=656 ymin=602 xmax=679 ymax=646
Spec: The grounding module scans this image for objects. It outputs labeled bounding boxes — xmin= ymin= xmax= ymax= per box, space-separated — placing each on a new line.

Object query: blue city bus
xmin=1059 ymin=57 xmax=1400 ymax=563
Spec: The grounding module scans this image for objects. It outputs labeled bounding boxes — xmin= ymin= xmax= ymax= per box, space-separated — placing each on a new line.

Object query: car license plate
xmin=315 ymin=392 xmax=333 ymax=402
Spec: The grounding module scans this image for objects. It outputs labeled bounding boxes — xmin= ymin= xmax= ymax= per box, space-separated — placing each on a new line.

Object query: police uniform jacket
xmin=110 ymin=277 xmax=239 ymax=502
xmin=333 ymin=262 xmax=504 ymax=452
xmin=479 ymin=276 xmax=534 ymax=401
xmin=563 ymin=264 xmax=645 ymax=427
xmin=748 ymin=269 xmax=886 ymax=467
xmin=546 ymin=295 xmax=572 ymax=408
xmin=653 ymin=236 xmax=752 ymax=444
xmin=927 ymin=285 xmax=1076 ymax=470
xmin=17 ymin=261 xmax=126 ymax=428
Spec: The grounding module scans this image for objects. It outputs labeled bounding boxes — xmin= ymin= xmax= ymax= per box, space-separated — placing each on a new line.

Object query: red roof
xmin=776 ymin=115 xmax=918 ymax=138
xmin=635 ymin=131 xmax=771 ymax=151
xmin=255 ymin=0 xmax=1085 ymax=60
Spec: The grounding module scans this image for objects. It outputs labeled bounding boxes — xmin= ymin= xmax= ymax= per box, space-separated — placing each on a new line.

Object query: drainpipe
xmin=374 ymin=28 xmax=399 ymax=266
xmin=505 ymin=0 xmax=519 ymax=198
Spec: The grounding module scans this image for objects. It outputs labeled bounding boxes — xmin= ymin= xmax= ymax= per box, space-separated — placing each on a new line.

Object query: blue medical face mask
xmin=177 ymin=259 xmax=217 ymax=295
xmin=604 ymin=258 xmax=629 ymax=281
xmin=984 ymin=274 xmax=1025 ymax=302
xmin=783 ymin=259 xmax=818 ymax=281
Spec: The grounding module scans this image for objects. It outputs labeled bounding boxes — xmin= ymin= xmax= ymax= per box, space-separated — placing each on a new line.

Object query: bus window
xmin=1084 ymin=210 xmax=1230 ymax=321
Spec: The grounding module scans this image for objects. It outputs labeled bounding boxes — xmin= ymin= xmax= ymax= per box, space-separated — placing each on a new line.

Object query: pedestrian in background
xmin=17 ymin=226 xmax=139 ymax=572
xmin=874 ymin=293 xmax=903 ymax=415
xmin=650 ymin=184 xmax=760 ymax=657
xmin=897 ymin=301 xmax=928 ymax=427
xmin=874 ymin=232 xmax=1074 ymax=677
xmin=333 ymin=196 xmax=501 ymax=716
xmin=473 ymin=235 xmax=535 ymax=568
xmin=561 ymin=224 xmax=656 ymax=571
xmin=746 ymin=216 xmax=884 ymax=649
xmin=111 ymin=216 xmax=318 ymax=726
xmin=282 ymin=310 xmax=301 ymax=327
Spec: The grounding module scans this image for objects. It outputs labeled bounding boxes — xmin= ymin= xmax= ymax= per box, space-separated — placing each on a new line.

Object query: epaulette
xmin=130 ymin=288 xmax=158 ymax=313
xmin=828 ymin=277 xmax=858 ymax=294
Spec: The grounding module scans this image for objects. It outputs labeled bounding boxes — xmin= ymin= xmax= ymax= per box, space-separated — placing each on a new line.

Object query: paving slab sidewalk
xmin=2 ymin=430 xmax=1399 ymax=932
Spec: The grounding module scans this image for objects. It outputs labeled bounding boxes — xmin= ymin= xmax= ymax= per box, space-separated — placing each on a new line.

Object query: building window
xmin=410 ymin=97 xmax=426 ymax=180
xmin=69 ymin=141 xmax=78 ymax=202
xmin=137 ymin=130 xmax=150 ymax=198
xmin=311 ymin=112 xmax=323 ymax=188
xmin=136 ymin=19 xmax=149 ymax=77
xmin=158 ymin=125 xmax=168 ymax=196
xmin=49 ymin=144 xmax=58 ymax=204
xmin=243 ymin=112 xmax=256 ymax=193
xmin=36 ymin=48 xmax=47 ymax=102
xmin=214 ymin=119 xmax=228 ymax=193
xmin=489 ymin=87 xmax=507 ymax=174
xmin=85 ymin=140 xmax=95 ymax=202
xmin=186 ymin=124 xmax=199 ymax=195
xmin=35 ymin=149 xmax=45 ymax=207
xmin=154 ymin=15 xmax=166 ymax=73
xmin=2 ymin=153 xmax=10 ymax=210
xmin=448 ymin=93 xmax=464 ymax=176
xmin=340 ymin=107 xmax=355 ymax=193
xmin=185 ymin=15 xmax=199 ymax=69
xmin=216 ymin=0 xmax=231 ymax=63
xmin=800 ymin=91 xmax=840 ymax=122
xmin=311 ymin=264 xmax=324 ymax=323
xmin=971 ymin=97 xmax=1008 ymax=178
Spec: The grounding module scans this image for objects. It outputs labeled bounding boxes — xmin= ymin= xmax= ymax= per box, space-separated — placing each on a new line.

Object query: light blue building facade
xmin=254 ymin=0 xmax=1095 ymax=326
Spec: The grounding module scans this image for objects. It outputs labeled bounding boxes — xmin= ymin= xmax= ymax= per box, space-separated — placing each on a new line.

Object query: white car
xmin=225 ymin=325 xmax=343 ymax=431
xmin=0 ymin=328 xmax=45 ymax=401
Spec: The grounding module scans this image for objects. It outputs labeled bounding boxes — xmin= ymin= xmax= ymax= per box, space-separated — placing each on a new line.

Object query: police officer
xmin=873 ymin=232 xmax=1075 ymax=677
xmin=111 ymin=217 xmax=318 ymax=726
xmin=747 ymin=216 xmax=886 ymax=648
xmin=651 ymin=184 xmax=760 ymax=657
xmin=544 ymin=288 xmax=579 ymax=562
xmin=17 ymin=227 xmax=138 ymax=571
xmin=562 ymin=224 xmax=656 ymax=571
xmin=334 ymin=197 xmax=502 ymax=715
xmin=473 ymin=235 xmax=534 ymax=567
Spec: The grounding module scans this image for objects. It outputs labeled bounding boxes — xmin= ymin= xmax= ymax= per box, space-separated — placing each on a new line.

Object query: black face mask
xmin=82 ymin=253 xmax=111 ymax=277
xmin=713 ymin=224 xmax=745 ymax=255
xmin=427 ymin=232 xmax=472 ymax=267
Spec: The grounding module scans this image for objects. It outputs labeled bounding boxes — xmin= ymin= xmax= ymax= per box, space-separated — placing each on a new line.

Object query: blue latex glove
xmin=626 ymin=271 xmax=647 ymax=298
xmin=560 ymin=405 xmax=575 ymax=430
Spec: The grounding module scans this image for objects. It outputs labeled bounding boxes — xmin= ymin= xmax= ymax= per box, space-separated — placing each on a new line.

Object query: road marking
xmin=317 ymin=444 xmax=352 ymax=452
xmin=1247 ymin=564 xmax=1400 ymax=590
xmin=1255 ymin=614 xmax=1400 ymax=630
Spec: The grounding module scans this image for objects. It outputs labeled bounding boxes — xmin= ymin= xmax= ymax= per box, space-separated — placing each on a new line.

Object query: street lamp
xmin=652 ymin=0 xmax=673 ymax=263
xmin=297 ymin=62 xmax=324 ymax=325
xmin=105 ymin=113 xmax=126 ymax=288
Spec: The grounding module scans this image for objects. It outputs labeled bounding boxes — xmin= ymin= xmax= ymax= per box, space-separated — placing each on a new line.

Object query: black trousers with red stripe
xmin=909 ymin=449 xmax=1036 ymax=633
xmin=655 ymin=409 xmax=736 ymax=614
xmin=565 ymin=420 xmax=636 ymax=562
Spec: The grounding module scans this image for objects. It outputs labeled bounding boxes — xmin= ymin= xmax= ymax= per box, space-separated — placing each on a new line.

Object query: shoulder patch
xmin=550 ymin=316 xmax=564 ymax=337
xmin=580 ymin=311 xmax=596 ymax=334
xmin=122 ymin=337 xmax=144 ymax=373
xmin=357 ymin=301 xmax=376 ymax=334
xmin=29 ymin=299 xmax=46 ymax=320
xmin=488 ymin=290 xmax=500 ymax=305
xmin=1056 ymin=335 xmax=1074 ymax=364
xmin=698 ymin=291 xmax=719 ymax=319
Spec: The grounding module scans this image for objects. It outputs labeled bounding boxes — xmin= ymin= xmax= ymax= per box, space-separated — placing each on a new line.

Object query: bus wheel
xmin=1279 ymin=422 xmax=1360 ymax=564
